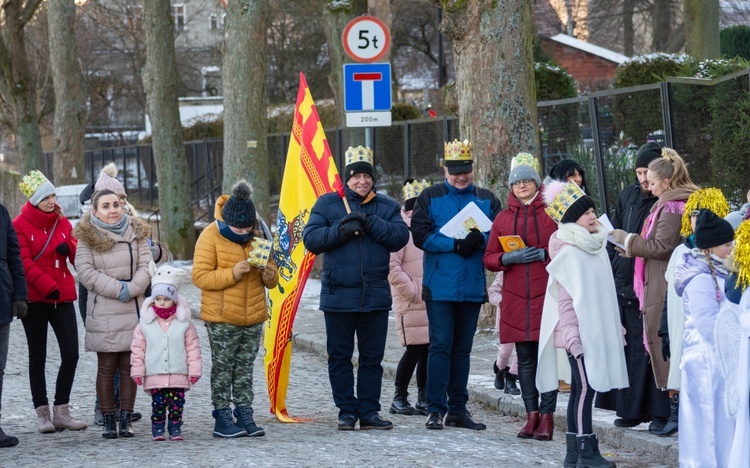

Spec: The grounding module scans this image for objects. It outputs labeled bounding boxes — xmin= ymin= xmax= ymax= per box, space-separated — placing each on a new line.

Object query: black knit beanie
xmin=344 ymin=161 xmax=375 ymax=182
xmin=549 ymin=159 xmax=581 ymax=181
xmin=694 ymin=209 xmax=734 ymax=249
xmin=222 ymin=180 xmax=257 ymax=228
xmin=561 ymin=195 xmax=596 ymax=224
xmin=635 ymin=142 xmax=662 ymax=169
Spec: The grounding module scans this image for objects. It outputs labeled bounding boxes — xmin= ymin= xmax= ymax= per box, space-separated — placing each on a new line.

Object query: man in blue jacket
xmin=0 ymin=203 xmax=28 ymax=447
xmin=411 ymin=139 xmax=502 ymax=430
xmin=302 ymin=146 xmax=409 ymax=431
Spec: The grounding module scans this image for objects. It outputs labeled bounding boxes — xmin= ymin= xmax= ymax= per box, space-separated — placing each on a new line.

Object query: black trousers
xmin=21 ymin=301 xmax=79 ymax=407
xmin=394 ymin=344 xmax=429 ymax=390
xmin=567 ymin=354 xmax=595 ymax=435
xmin=516 ymin=340 xmax=558 ymax=413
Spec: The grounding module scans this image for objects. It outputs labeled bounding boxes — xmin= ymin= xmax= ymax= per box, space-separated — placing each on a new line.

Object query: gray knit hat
xmin=508 ymin=164 xmax=542 ymax=188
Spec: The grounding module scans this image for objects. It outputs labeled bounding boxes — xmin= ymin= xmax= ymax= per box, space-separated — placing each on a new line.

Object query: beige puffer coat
xmin=74 ymin=212 xmax=153 ymax=353
xmin=388 ymin=210 xmax=429 ymax=346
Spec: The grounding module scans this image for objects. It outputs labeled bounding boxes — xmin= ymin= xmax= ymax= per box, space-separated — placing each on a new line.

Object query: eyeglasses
xmin=512 ymin=179 xmax=535 ymax=187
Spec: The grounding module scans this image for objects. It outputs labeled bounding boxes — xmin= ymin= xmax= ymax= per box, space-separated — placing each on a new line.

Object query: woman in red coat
xmin=483 ymin=154 xmax=558 ymax=441
xmin=14 ymin=171 xmax=86 ymax=433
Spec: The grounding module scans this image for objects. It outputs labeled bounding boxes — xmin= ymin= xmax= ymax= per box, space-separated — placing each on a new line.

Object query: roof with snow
xmin=547 ymin=34 xmax=629 ymax=64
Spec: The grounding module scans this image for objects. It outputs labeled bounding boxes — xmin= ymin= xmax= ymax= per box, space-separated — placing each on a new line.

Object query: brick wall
xmin=541 ymin=39 xmax=619 ymax=92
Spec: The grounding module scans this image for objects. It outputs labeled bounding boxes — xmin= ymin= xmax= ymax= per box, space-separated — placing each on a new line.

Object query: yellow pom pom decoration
xmin=680 ymin=188 xmax=730 ymax=237
xmin=732 ymin=220 xmax=750 ymax=291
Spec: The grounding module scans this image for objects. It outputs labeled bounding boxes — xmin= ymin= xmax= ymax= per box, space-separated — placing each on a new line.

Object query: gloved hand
xmin=117 ymin=281 xmax=131 ymax=303
xmin=55 ymin=242 xmax=70 ymax=256
xmin=527 ymin=247 xmax=546 ymax=263
xmin=338 ymin=219 xmax=363 ymax=240
xmin=262 ymin=262 xmax=277 ymax=283
xmin=12 ymin=300 xmax=28 ymax=319
xmin=501 ymin=246 xmax=533 ymax=266
xmin=661 ymin=334 xmax=670 ymax=361
xmin=189 ymin=376 xmax=200 ymax=385
xmin=341 ymin=211 xmax=372 ymax=232
xmin=46 ymin=289 xmax=61 ymax=300
xmin=132 ymin=376 xmax=143 ymax=386
xmin=453 ymin=228 xmax=484 ymax=258
xmin=610 ymin=229 xmax=628 ymax=245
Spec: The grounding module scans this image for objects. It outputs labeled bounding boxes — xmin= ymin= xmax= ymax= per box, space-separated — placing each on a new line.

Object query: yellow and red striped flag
xmin=264 ymin=72 xmax=343 ymax=422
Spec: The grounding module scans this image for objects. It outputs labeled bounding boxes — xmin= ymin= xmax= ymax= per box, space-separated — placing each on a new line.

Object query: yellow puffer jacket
xmin=192 ymin=195 xmax=279 ymax=326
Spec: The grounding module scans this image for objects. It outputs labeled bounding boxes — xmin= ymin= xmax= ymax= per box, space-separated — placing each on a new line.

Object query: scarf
xmin=153 ymin=304 xmax=177 ymax=320
xmin=634 ymin=200 xmax=686 ymax=311
xmin=217 ymin=220 xmax=253 ymax=244
xmin=90 ymin=212 xmax=130 ymax=237
xmin=555 ymin=222 xmax=608 ymax=254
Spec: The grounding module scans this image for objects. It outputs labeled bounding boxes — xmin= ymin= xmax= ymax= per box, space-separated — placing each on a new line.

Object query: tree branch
xmin=19 ymin=0 xmax=43 ymax=26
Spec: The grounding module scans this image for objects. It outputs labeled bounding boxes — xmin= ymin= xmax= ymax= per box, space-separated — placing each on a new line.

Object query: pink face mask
xmin=153 ymin=304 xmax=177 ymax=319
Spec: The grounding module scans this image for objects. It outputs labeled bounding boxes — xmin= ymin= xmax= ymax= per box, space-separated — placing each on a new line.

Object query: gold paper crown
xmin=681 ymin=188 xmax=730 ymax=237
xmin=345 ymin=146 xmax=373 ymax=166
xmin=511 ymin=152 xmax=541 ymax=173
xmin=18 ymin=170 xmax=50 ymax=199
xmin=403 ymin=179 xmax=431 ymax=201
xmin=247 ymin=238 xmax=272 ymax=269
xmin=545 ymin=181 xmax=587 ymax=224
xmin=444 ymin=139 xmax=472 ymax=161
xmin=733 ymin=220 xmax=750 ymax=291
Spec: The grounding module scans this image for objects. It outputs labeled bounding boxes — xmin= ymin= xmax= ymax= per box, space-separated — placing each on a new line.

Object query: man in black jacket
xmin=0 ymin=203 xmax=28 ymax=447
xmin=595 ymin=142 xmax=670 ymax=431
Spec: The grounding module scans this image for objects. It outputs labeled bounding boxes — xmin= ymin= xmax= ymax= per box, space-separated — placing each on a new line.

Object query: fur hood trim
xmin=139 ymin=294 xmax=191 ymax=324
xmin=73 ymin=211 xmax=152 ymax=253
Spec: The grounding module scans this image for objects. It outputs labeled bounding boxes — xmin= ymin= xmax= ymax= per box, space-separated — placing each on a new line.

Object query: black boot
xmin=655 ymin=393 xmax=678 ymax=437
xmin=577 ymin=434 xmax=615 ymax=467
xmin=389 ymin=387 xmax=418 ymax=415
xmin=493 ymin=361 xmax=506 ymax=390
xmin=505 ymin=372 xmax=521 ymax=395
xmin=564 ymin=432 xmax=577 ymax=468
xmin=415 ymin=387 xmax=428 ymax=415
xmin=101 ymin=412 xmax=117 ymax=439
xmin=118 ymin=411 xmax=134 ymax=438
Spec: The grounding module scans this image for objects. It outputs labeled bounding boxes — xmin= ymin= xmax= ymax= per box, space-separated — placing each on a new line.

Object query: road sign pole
xmin=365 ymin=127 xmax=372 ymax=149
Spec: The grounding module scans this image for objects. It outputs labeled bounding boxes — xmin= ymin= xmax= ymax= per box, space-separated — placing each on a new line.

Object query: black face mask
xmin=217 ymin=220 xmax=253 ymax=244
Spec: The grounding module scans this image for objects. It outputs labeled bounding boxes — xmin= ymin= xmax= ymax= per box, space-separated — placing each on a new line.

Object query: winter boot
xmin=389 ymin=387 xmax=418 ymax=415
xmin=648 ymin=416 xmax=667 ymax=433
xmin=517 ymin=411 xmax=539 ymax=438
xmin=101 ymin=412 xmax=117 ymax=439
xmin=152 ymin=422 xmax=166 ymax=441
xmin=0 ymin=425 xmax=19 ymax=448
xmin=505 ymin=372 xmax=521 ymax=395
xmin=576 ymin=434 xmax=616 ymax=467
xmin=53 ymin=404 xmax=87 ymax=431
xmin=168 ymin=421 xmax=183 ymax=441
xmin=118 ymin=410 xmax=134 ymax=437
xmin=564 ymin=433 xmax=578 ymax=468
xmin=533 ymin=412 xmax=554 ymax=441
xmin=234 ymin=407 xmax=265 ymax=437
xmin=212 ymin=408 xmax=247 ymax=438
xmin=493 ymin=361 xmax=506 ymax=390
xmin=655 ymin=393 xmax=678 ymax=437
xmin=415 ymin=387 xmax=428 ymax=415
xmin=93 ymin=400 xmax=104 ymax=426
xmin=35 ymin=406 xmax=56 ymax=433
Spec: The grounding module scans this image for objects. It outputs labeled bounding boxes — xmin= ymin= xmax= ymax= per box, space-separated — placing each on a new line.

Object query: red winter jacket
xmin=483 ymin=191 xmax=557 ymax=343
xmin=13 ymin=202 xmax=77 ymax=304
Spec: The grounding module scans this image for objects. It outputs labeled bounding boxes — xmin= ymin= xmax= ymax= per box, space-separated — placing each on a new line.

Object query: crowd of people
xmin=1 ymin=140 xmax=749 ymax=468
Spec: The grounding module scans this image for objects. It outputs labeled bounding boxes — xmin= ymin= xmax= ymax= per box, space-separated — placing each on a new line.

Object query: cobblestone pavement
xmin=0 ymin=266 xmax=676 ymax=467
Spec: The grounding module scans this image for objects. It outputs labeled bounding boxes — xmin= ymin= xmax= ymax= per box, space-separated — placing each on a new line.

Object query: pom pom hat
xmin=344 ymin=146 xmax=375 ymax=182
xmin=543 ymin=179 xmax=595 ymax=225
xmin=95 ymin=163 xmax=127 ymax=199
xmin=19 ymin=170 xmax=55 ymax=207
xmin=222 ymin=180 xmax=257 ymax=228
xmin=694 ymin=209 xmax=734 ymax=249
xmin=508 ymin=152 xmax=542 ymax=188
xmin=680 ymin=188 xmax=730 ymax=237
xmin=443 ymin=139 xmax=473 ymax=174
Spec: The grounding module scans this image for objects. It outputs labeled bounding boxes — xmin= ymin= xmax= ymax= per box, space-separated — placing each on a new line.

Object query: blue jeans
xmin=323 ymin=311 xmax=388 ymax=420
xmin=425 ymin=300 xmax=481 ymax=416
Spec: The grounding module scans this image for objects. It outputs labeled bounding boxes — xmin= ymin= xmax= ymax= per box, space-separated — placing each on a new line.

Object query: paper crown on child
xmin=681 ymin=188 xmax=730 ymax=237
xmin=402 ymin=179 xmax=431 ymax=201
xmin=149 ymin=261 xmax=188 ymax=289
xmin=543 ymin=179 xmax=594 ymax=225
xmin=19 ymin=170 xmax=55 ymax=206
xmin=732 ymin=221 xmax=750 ymax=291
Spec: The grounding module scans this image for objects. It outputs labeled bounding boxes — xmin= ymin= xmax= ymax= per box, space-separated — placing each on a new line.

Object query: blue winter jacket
xmin=411 ymin=181 xmax=502 ymax=302
xmin=302 ymin=186 xmax=409 ymax=313
xmin=0 ymin=204 xmax=28 ymax=326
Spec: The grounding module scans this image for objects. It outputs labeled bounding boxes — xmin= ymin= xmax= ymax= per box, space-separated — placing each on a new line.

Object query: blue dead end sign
xmin=343 ymin=63 xmax=392 ymax=112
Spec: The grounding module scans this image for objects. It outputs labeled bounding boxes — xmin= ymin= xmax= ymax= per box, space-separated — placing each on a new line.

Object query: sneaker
xmin=359 ymin=414 xmax=393 ymax=430
xmin=337 ymin=414 xmax=356 ymax=430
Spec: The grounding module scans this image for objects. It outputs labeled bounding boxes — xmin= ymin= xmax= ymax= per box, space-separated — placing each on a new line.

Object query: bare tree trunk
xmin=321 ymin=0 xmax=368 ymax=127
xmin=434 ymin=0 xmax=539 ymax=198
xmin=684 ymin=0 xmax=720 ymax=59
xmin=48 ymin=0 xmax=86 ymax=185
xmin=142 ymin=0 xmax=196 ymax=259
xmin=623 ymin=0 xmax=635 ymax=57
xmin=651 ymin=0 xmax=671 ymax=52
xmin=222 ymin=0 xmax=270 ymax=220
xmin=0 ymin=0 xmax=45 ymax=173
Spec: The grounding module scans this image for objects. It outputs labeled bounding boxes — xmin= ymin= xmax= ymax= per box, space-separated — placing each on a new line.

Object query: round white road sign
xmin=342 ymin=16 xmax=391 ymax=63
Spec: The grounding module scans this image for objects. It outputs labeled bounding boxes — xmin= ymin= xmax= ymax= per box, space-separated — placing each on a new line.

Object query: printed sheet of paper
xmin=598 ymin=213 xmax=625 ymax=249
xmin=438 ymin=202 xmax=493 ymax=239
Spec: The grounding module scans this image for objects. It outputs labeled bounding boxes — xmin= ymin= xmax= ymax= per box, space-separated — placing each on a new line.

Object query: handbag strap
xmin=32 ymin=217 xmax=59 ymax=262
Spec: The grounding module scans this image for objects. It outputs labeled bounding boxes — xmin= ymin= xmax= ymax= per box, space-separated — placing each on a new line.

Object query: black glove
xmin=453 ymin=228 xmax=484 ymax=258
xmin=661 ymin=334 xmax=670 ymax=362
xmin=501 ymin=246 xmax=532 ymax=266
xmin=338 ymin=219 xmax=363 ymax=240
xmin=46 ymin=289 xmax=60 ymax=300
xmin=55 ymin=242 xmax=70 ymax=256
xmin=12 ymin=300 xmax=28 ymax=319
xmin=341 ymin=211 xmax=372 ymax=232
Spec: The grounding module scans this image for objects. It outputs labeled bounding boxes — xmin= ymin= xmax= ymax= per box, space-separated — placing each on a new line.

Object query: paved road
xmin=0 ymin=269 xmax=674 ymax=466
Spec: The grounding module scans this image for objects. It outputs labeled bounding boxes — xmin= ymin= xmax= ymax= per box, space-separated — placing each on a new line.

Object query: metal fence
xmin=34 ymin=67 xmax=750 ymax=223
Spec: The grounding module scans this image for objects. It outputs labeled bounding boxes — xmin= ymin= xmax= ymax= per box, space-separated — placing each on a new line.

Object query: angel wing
xmin=716 ymin=301 xmax=742 ymax=418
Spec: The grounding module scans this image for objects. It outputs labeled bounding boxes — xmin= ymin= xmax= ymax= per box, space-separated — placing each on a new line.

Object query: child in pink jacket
xmin=487 ymin=273 xmax=520 ymax=395
xmin=131 ymin=265 xmax=202 ymax=441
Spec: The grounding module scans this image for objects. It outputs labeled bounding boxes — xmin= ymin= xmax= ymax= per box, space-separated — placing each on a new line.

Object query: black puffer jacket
xmin=0 ymin=204 xmax=28 ymax=326
xmin=609 ymin=181 xmax=657 ymax=307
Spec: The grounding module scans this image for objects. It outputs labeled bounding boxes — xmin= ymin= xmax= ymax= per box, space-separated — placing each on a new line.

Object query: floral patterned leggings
xmin=151 ymin=388 xmax=186 ymax=428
